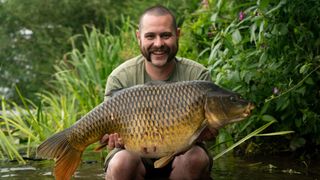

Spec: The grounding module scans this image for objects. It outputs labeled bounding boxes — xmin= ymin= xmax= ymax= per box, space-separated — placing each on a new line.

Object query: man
xmin=101 ymin=5 xmax=217 ymax=180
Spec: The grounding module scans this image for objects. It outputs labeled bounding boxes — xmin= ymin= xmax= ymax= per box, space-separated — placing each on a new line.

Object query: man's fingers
xmin=115 ymin=138 xmax=123 ymax=148
xmin=108 ymin=133 xmax=121 ymax=149
xmin=100 ymin=134 xmax=109 ymax=144
xmin=114 ymin=133 xmax=119 ymax=140
xmin=108 ymin=134 xmax=115 ymax=149
xmin=100 ymin=133 xmax=122 ymax=150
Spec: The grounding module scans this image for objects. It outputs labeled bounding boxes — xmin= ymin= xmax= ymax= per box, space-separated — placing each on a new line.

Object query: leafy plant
xmin=181 ymin=0 xmax=320 ymax=156
xmin=0 ymin=19 xmax=138 ymax=162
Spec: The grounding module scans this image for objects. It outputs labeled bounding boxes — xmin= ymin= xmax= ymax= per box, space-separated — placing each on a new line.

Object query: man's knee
xmin=181 ymin=146 xmax=210 ymax=165
xmin=192 ymin=146 xmax=210 ymax=164
xmin=105 ymin=150 xmax=146 ymax=180
xmin=107 ymin=150 xmax=141 ymax=172
xmin=170 ymin=146 xmax=212 ymax=179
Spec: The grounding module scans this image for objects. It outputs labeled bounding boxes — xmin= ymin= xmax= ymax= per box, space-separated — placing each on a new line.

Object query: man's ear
xmin=176 ymin=28 xmax=181 ymax=37
xmin=136 ymin=30 xmax=140 ymax=43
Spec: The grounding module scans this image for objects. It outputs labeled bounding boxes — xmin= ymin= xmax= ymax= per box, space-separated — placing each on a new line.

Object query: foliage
xmin=0 ymin=19 xmax=138 ymax=162
xmin=1 ymin=0 xmax=320 ymax=163
xmin=0 ymin=90 xmax=40 ymax=163
xmin=180 ymin=0 xmax=320 ymax=156
xmin=51 ymin=19 xmax=138 ymax=114
xmin=0 ymin=0 xmax=199 ymax=102
xmin=0 ymin=0 xmax=200 ymax=163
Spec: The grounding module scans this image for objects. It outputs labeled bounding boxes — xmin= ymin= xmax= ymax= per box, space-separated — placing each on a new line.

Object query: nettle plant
xmin=180 ymin=0 xmax=320 ymax=155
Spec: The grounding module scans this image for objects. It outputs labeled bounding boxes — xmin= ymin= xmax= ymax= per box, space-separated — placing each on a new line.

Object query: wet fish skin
xmin=37 ymin=80 xmax=254 ymax=180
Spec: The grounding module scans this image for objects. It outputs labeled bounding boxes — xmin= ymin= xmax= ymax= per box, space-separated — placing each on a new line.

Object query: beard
xmin=139 ymin=41 xmax=179 ymax=66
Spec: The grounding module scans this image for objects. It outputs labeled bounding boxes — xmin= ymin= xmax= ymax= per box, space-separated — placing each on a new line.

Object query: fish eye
xmin=229 ymin=95 xmax=237 ymax=102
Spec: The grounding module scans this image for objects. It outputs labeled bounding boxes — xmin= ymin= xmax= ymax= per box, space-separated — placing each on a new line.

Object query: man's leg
xmin=105 ymin=150 xmax=146 ymax=180
xmin=169 ymin=145 xmax=212 ymax=180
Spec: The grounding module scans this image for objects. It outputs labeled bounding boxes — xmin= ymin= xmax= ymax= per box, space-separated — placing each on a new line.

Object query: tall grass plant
xmin=0 ymin=19 xmax=138 ymax=163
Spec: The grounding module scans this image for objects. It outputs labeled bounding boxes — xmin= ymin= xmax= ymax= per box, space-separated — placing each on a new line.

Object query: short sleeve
xmin=104 ymin=76 xmax=123 ymax=100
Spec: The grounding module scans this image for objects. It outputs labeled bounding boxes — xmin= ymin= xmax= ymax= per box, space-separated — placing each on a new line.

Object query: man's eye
xmin=145 ymin=35 xmax=155 ymax=40
xmin=161 ymin=34 xmax=171 ymax=39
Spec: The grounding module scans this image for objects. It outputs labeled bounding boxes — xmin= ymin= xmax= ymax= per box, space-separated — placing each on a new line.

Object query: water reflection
xmin=212 ymin=155 xmax=320 ymax=180
xmin=1 ymin=152 xmax=319 ymax=179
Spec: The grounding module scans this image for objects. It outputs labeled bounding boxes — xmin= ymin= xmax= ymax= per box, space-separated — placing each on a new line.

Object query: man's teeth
xmin=153 ymin=51 xmax=165 ymax=55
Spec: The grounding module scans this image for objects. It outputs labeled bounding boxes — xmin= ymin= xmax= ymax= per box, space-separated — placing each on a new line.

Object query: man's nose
xmin=153 ymin=36 xmax=164 ymax=47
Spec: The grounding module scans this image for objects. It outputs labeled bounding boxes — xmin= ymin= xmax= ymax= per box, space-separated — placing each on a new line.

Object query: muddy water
xmin=1 ymin=152 xmax=319 ymax=179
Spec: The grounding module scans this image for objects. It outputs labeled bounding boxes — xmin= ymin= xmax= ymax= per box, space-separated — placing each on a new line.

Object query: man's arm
xmin=104 ymin=76 xmax=124 ymax=100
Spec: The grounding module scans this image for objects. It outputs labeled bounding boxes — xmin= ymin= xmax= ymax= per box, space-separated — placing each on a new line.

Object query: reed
xmin=0 ymin=19 xmax=138 ymax=163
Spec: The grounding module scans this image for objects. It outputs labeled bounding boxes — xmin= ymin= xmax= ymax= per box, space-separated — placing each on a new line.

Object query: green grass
xmin=0 ymin=19 xmax=138 ymax=163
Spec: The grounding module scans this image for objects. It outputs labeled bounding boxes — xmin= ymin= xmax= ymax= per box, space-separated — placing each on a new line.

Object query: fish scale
xmin=37 ymin=80 xmax=254 ymax=180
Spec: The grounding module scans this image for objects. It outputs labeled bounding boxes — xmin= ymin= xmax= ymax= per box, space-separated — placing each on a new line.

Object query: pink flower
xmin=239 ymin=11 xmax=245 ymax=21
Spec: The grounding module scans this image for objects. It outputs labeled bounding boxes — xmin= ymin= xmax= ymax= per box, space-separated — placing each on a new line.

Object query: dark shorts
xmin=104 ymin=143 xmax=213 ymax=178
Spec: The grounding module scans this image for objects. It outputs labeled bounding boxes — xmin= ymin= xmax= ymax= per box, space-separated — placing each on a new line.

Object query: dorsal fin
xmin=105 ymin=88 xmax=124 ymax=97
xmin=145 ymin=80 xmax=178 ymax=86
xmin=145 ymin=80 xmax=168 ymax=85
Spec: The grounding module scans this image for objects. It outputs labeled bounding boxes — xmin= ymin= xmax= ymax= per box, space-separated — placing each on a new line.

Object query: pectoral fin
xmin=154 ymin=154 xmax=175 ymax=168
xmin=94 ymin=143 xmax=107 ymax=151
xmin=188 ymin=120 xmax=208 ymax=145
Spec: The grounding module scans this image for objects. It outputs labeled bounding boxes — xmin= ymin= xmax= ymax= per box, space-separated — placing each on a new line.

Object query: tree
xmin=0 ymin=0 xmax=199 ymax=102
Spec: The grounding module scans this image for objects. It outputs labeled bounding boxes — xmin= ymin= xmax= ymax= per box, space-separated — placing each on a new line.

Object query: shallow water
xmin=211 ymin=155 xmax=320 ymax=180
xmin=1 ymin=152 xmax=319 ymax=179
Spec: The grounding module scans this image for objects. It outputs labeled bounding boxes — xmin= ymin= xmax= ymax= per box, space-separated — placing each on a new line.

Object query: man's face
xmin=136 ymin=14 xmax=180 ymax=68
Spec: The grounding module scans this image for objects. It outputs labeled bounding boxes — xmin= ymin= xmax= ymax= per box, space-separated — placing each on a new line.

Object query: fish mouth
xmin=243 ymin=103 xmax=255 ymax=117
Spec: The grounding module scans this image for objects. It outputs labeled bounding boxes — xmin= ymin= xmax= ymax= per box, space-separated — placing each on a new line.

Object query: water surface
xmin=1 ymin=152 xmax=319 ymax=179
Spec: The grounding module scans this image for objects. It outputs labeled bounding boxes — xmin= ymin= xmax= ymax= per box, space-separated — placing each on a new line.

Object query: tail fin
xmin=37 ymin=130 xmax=83 ymax=180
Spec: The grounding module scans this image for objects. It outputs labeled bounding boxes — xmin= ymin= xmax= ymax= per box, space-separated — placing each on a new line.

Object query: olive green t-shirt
xmin=105 ymin=55 xmax=211 ymax=98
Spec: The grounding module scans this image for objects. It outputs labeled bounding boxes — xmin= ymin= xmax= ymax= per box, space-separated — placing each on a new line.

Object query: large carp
xmin=37 ymin=80 xmax=254 ymax=179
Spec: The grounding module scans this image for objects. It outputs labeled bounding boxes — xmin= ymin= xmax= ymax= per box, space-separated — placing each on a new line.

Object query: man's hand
xmin=197 ymin=126 xmax=218 ymax=142
xmin=100 ymin=133 xmax=124 ymax=151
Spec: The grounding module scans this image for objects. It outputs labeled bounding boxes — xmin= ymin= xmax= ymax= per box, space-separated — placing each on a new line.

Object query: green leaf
xmin=295 ymin=86 xmax=306 ymax=95
xmin=232 ymin=29 xmax=242 ymax=45
xmin=290 ymin=137 xmax=306 ymax=151
xmin=258 ymin=0 xmax=271 ymax=9
xmin=209 ymin=42 xmax=222 ymax=63
xmin=255 ymin=131 xmax=294 ymax=136
xmin=224 ymin=35 xmax=235 ymax=53
xmin=276 ymin=96 xmax=290 ymax=111
xmin=213 ymin=120 xmax=276 ymax=160
xmin=259 ymin=52 xmax=268 ymax=67
xmin=299 ymin=63 xmax=311 ymax=74
xmin=210 ymin=12 xmax=218 ymax=23
xmin=305 ymin=77 xmax=315 ymax=85
xmin=261 ymin=114 xmax=277 ymax=122
xmin=295 ymin=118 xmax=302 ymax=128
xmin=250 ymin=23 xmax=257 ymax=42
xmin=260 ymin=101 xmax=270 ymax=115
xmin=272 ymin=23 xmax=288 ymax=36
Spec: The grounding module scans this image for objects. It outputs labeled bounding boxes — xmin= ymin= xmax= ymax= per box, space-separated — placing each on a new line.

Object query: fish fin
xmin=145 ymin=80 xmax=173 ymax=85
xmin=105 ymin=88 xmax=124 ymax=97
xmin=188 ymin=120 xmax=208 ymax=145
xmin=37 ymin=130 xmax=83 ymax=180
xmin=154 ymin=154 xmax=175 ymax=168
xmin=94 ymin=142 xmax=107 ymax=152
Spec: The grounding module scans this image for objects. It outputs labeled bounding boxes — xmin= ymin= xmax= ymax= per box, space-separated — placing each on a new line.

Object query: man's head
xmin=136 ymin=5 xmax=180 ymax=68
xmin=138 ymin=5 xmax=177 ymax=30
